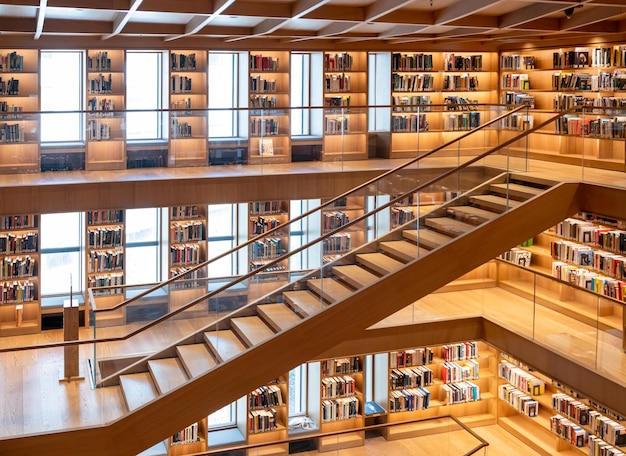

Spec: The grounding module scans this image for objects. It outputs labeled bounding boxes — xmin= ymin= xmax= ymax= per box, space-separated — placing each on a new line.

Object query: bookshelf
xmin=321 ymin=196 xmax=365 ymax=264
xmin=388 ymin=51 xmax=498 ymax=160
xmin=0 ymin=214 xmax=40 ymax=336
xmin=85 ymin=50 xmax=126 ymax=171
xmin=248 ymin=201 xmax=289 ymax=275
xmin=0 ymin=49 xmax=40 ymax=174
xmin=247 ymin=378 xmax=289 ymax=455
xmin=168 ymin=205 xmax=207 ymax=316
xmin=498 ymin=45 xmax=626 ymax=172
xmin=169 ymin=420 xmax=207 ymax=456
xmin=86 ymin=209 xmax=125 ymax=327
xmin=248 ymin=51 xmax=291 ymax=165
xmin=322 ymin=52 xmax=368 ymax=162
xmin=169 ymin=51 xmax=208 ymax=168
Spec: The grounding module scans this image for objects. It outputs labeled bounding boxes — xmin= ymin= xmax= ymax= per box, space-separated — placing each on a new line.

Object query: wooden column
xmin=60 ymin=298 xmax=84 ymax=382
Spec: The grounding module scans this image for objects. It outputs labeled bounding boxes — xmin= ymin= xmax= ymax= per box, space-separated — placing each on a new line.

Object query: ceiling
xmin=1 ymin=0 xmax=626 ymax=51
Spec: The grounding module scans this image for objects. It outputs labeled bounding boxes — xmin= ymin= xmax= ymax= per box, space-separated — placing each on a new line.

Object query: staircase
xmin=93 ymin=173 xmax=580 ymax=454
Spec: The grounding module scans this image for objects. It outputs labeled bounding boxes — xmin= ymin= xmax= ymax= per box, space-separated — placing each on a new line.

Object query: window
xmin=40 ymin=212 xmax=83 ymax=297
xmin=291 ymin=52 xmax=323 ymax=137
xmin=208 ymin=403 xmax=236 ymax=429
xmin=368 ymin=52 xmax=391 ymax=132
xmin=289 ymin=199 xmax=321 ymax=271
xmin=289 ymin=363 xmax=307 ymax=416
xmin=126 ymin=51 xmax=166 ymax=141
xmin=207 ymin=204 xmax=237 ymax=277
xmin=208 ymin=52 xmax=240 ymax=138
xmin=125 ymin=208 xmax=164 ymax=285
xmin=40 ymin=51 xmax=83 ymax=143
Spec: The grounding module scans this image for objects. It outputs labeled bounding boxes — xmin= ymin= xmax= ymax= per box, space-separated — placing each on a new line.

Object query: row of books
xmin=1 ymin=214 xmax=37 ymax=230
xmin=392 ymin=53 xmax=434 ymax=72
xmin=444 ymin=54 xmax=483 ymax=71
xmin=169 ymin=267 xmax=204 ymax=290
xmin=171 ymin=97 xmax=191 ymax=114
xmin=249 ymin=384 xmax=284 ymax=410
xmin=391 ymin=207 xmax=415 ymax=227
xmin=250 ymin=118 xmax=279 ymax=136
xmin=250 ymin=238 xmax=282 ymax=260
xmin=88 ymin=226 xmax=123 ymax=249
xmin=551 ymin=240 xmax=626 ymax=279
xmin=250 ymin=55 xmax=279 ymax=72
xmin=321 ymin=375 xmax=356 ymax=398
xmin=250 ymin=95 xmax=277 ymax=108
xmin=551 ymin=414 xmax=588 ymax=447
xmin=1 ymin=280 xmax=36 ymax=303
xmin=87 ymin=52 xmax=113 ymax=71
xmin=1 ymin=255 xmax=35 ymax=279
xmin=444 ymin=112 xmax=481 ymax=131
xmin=500 ymin=113 xmax=534 ymax=131
xmin=171 ymin=205 xmax=202 ymax=220
xmin=324 ymin=95 xmax=350 ymax=108
xmin=0 ymin=52 xmax=24 ymax=72
xmin=389 ymin=387 xmax=430 ymax=412
xmin=0 ymin=103 xmax=23 ymax=117
xmin=171 ymin=75 xmax=192 ymax=93
xmin=171 ymin=422 xmax=199 ymax=445
xmin=555 ymin=115 xmax=626 ymax=139
xmin=591 ymin=46 xmax=626 ymax=68
xmin=249 ymin=261 xmax=285 ymax=272
xmin=0 ymin=232 xmax=38 ymax=254
xmin=324 ymin=116 xmax=349 ymax=135
xmin=0 ymin=77 xmax=19 ymax=95
xmin=443 ymin=96 xmax=478 ymax=111
xmin=440 ymin=360 xmax=479 ymax=384
xmin=324 ymin=74 xmax=351 ymax=93
xmin=502 ymin=91 xmax=535 ymax=108
xmin=392 ymin=95 xmax=432 ymax=112
xmin=322 ymin=211 xmax=350 ymax=232
xmin=502 ymin=74 xmax=530 ymax=90
xmin=170 ymin=243 xmax=201 ymax=266
xmin=87 ymin=97 xmax=116 ymax=115
xmin=553 ymin=393 xmax=592 ymax=426
xmin=171 ymin=53 xmax=197 ymax=71
xmin=170 ymin=119 xmax=192 ymax=138
xmin=248 ymin=408 xmax=278 ymax=433
xmin=498 ymin=361 xmax=546 ymax=396
xmin=321 ymin=357 xmax=361 ymax=376
xmin=440 ymin=381 xmax=480 ymax=404
xmin=250 ymin=216 xmax=281 ymax=235
xmin=554 ymin=50 xmax=591 ymax=69
xmin=87 ymin=250 xmax=123 ymax=273
xmin=321 ymin=397 xmax=359 ymax=422
xmin=171 ymin=221 xmax=204 ymax=243
xmin=0 ymin=123 xmax=24 ymax=143
xmin=442 ymin=74 xmax=479 ymax=91
xmin=500 ymin=54 xmax=536 ymax=70
xmin=88 ymin=73 xmax=113 ymax=94
xmin=324 ymin=53 xmax=353 ymax=72
xmin=499 ymin=247 xmax=532 ymax=267
xmin=392 ymin=73 xmax=435 ymax=92
xmin=322 ymin=233 xmax=351 ymax=255
xmin=498 ymin=384 xmax=539 ymax=417
xmin=555 ymin=218 xmax=626 ymax=254
xmin=551 ymin=262 xmax=625 ymax=302
xmin=87 ymin=119 xmax=112 ymax=141
xmin=391 ymin=113 xmax=428 ymax=133
xmin=588 ymin=435 xmax=626 ymax=456
xmin=441 ymin=341 xmax=478 ymax=362
xmin=87 ymin=272 xmax=124 ymax=295
xmin=390 ymin=366 xmax=433 ymax=390
xmin=250 ymin=201 xmax=283 ymax=215
xmin=249 ymin=76 xmax=277 ymax=93
xmin=390 ymin=347 xmax=434 ymax=368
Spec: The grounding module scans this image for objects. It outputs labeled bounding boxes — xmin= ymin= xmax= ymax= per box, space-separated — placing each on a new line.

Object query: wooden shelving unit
xmin=248 ymin=201 xmax=290 ymax=274
xmin=248 ymin=51 xmax=291 ymax=165
xmin=246 ymin=378 xmax=289 ymax=456
xmin=168 ymin=420 xmax=207 ymax=456
xmin=169 ymin=51 xmax=208 ymax=168
xmin=0 ymin=49 xmax=40 ymax=174
xmin=322 ymin=51 xmax=368 ymax=162
xmin=0 ymin=214 xmax=40 ymax=336
xmin=85 ymin=49 xmax=126 ymax=171
xmin=321 ymin=195 xmax=365 ymax=264
xmin=86 ymin=209 xmax=125 ymax=327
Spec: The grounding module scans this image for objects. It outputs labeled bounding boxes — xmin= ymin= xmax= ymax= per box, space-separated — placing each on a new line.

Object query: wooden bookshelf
xmin=169 ymin=50 xmax=208 ymax=168
xmin=86 ymin=209 xmax=125 ymax=327
xmin=322 ymin=51 xmax=368 ymax=162
xmin=85 ymin=49 xmax=126 ymax=171
xmin=248 ymin=51 xmax=291 ymax=165
xmin=168 ymin=204 xmax=207 ymax=317
xmin=248 ymin=201 xmax=289 ymax=275
xmin=0 ymin=213 xmax=40 ymax=336
xmin=246 ymin=378 xmax=289 ymax=456
xmin=321 ymin=196 xmax=365 ymax=263
xmin=0 ymin=49 xmax=40 ymax=174
xmin=168 ymin=419 xmax=207 ymax=456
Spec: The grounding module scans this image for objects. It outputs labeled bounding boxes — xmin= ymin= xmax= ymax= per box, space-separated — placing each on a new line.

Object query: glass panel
xmin=126 ymin=52 xmax=163 ymax=140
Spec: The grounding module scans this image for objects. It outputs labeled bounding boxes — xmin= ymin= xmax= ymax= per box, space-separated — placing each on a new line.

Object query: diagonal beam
xmin=560 ymin=5 xmax=626 ymax=31
xmin=102 ymin=0 xmax=143 ymax=40
xmin=435 ymin=0 xmax=502 ymax=25
xmin=499 ymin=1 xmax=576 ymax=29
xmin=34 ymin=0 xmax=47 ymax=39
xmin=164 ymin=0 xmax=236 ymax=41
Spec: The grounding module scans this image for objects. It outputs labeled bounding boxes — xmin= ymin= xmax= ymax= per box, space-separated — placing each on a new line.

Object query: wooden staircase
xmin=107 ymin=174 xmax=562 ymax=452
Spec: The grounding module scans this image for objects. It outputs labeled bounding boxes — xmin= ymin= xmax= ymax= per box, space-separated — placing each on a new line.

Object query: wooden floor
xmin=0 ymin=156 xmax=625 ymax=452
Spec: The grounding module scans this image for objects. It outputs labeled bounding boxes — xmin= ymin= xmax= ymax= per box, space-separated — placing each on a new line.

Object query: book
xmin=260 ymin=138 xmax=274 ymax=156
xmin=15 ymin=304 xmax=23 ymax=327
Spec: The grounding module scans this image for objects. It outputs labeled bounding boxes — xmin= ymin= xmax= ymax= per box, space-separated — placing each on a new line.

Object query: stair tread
xmin=379 ymin=240 xmax=428 ymax=262
xmin=307 ymin=278 xmax=353 ymax=304
xmin=231 ymin=315 xmax=275 ymax=346
xmin=257 ymin=303 xmax=303 ymax=332
xmin=332 ymin=264 xmax=379 ymax=288
xmin=283 ymin=290 xmax=327 ymax=317
xmin=490 ymin=182 xmax=543 ymax=198
xmin=446 ymin=205 xmax=499 ymax=224
xmin=204 ymin=329 xmax=247 ymax=363
xmin=356 ymin=252 xmax=405 ymax=275
xmin=403 ymin=229 xmax=453 ymax=249
xmin=176 ymin=343 xmax=216 ymax=378
xmin=424 ymin=217 xmax=475 ymax=236
xmin=469 ymin=194 xmax=522 ymax=212
xmin=147 ymin=358 xmax=188 ymax=395
xmin=119 ymin=372 xmax=158 ymax=411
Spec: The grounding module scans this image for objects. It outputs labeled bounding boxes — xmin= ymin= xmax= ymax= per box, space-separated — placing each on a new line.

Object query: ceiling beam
xmin=434 ymin=0 xmax=503 ymax=25
xmin=102 ymin=0 xmax=143 ymax=40
xmin=499 ymin=1 xmax=576 ymax=28
xmin=164 ymin=0 xmax=236 ymax=42
xmin=34 ymin=0 xmax=47 ymax=39
xmin=559 ymin=5 xmax=626 ymax=31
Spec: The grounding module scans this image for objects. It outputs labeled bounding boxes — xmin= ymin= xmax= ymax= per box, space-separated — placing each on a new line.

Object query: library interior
xmin=2 ymin=1 xmax=626 ymax=455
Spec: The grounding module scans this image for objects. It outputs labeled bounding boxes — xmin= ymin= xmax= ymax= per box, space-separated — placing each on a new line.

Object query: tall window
xmin=207 ymin=204 xmax=237 ymax=277
xmin=368 ymin=52 xmax=391 ymax=132
xmin=291 ymin=52 xmax=323 ymax=137
xmin=208 ymin=52 xmax=239 ymax=138
xmin=125 ymin=208 xmax=164 ymax=285
xmin=289 ymin=199 xmax=321 ymax=271
xmin=289 ymin=363 xmax=308 ymax=416
xmin=40 ymin=51 xmax=83 ymax=143
xmin=40 ymin=212 xmax=83 ymax=298
xmin=126 ymin=51 xmax=166 ymax=140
